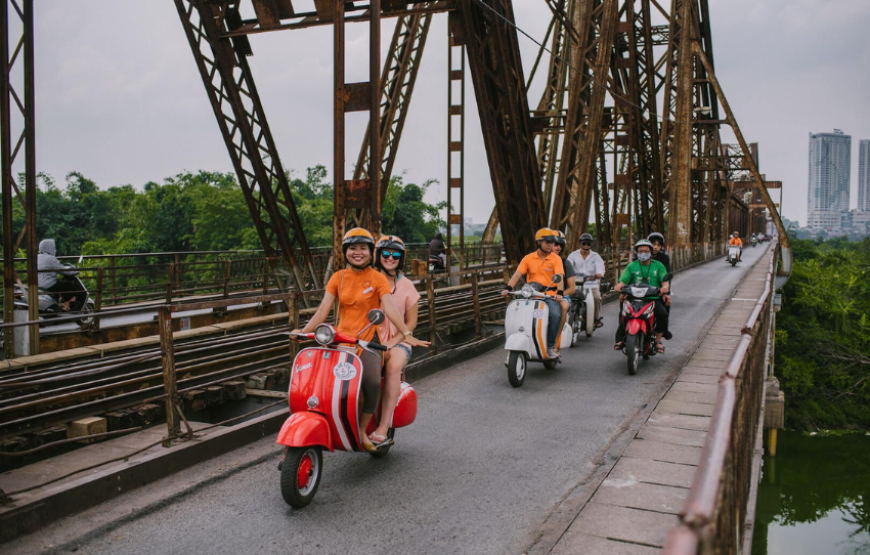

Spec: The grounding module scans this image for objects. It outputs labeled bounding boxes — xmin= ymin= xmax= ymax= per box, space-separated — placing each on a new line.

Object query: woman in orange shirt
xmin=292 ymin=228 xmax=430 ymax=452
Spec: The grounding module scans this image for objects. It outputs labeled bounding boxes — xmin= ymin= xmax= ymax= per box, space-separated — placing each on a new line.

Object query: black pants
xmin=46 ymin=279 xmax=82 ymax=307
xmin=615 ymin=298 xmax=669 ymax=343
xmin=357 ymin=348 xmax=383 ymax=414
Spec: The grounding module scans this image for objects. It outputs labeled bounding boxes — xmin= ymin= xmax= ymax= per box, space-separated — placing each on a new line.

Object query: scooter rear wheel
xmin=77 ymin=304 xmax=95 ymax=326
xmin=280 ymin=446 xmax=322 ymax=508
xmin=625 ymin=334 xmax=640 ymax=376
xmin=507 ymin=351 xmax=526 ymax=387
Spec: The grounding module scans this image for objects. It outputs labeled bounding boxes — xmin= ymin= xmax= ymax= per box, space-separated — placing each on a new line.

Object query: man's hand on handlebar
xmin=614 ymin=282 xmax=625 ymax=292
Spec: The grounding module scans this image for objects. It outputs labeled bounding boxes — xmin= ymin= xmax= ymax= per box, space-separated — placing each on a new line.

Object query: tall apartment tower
xmin=807 ymin=129 xmax=851 ymax=231
xmin=859 ymin=140 xmax=870 ymax=212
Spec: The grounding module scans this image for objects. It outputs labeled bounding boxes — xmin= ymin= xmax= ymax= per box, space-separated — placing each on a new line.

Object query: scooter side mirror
xmin=663 ymin=272 xmax=673 ymax=282
xmin=367 ymin=309 xmax=385 ymax=325
xmin=552 ymin=274 xmax=562 ymax=284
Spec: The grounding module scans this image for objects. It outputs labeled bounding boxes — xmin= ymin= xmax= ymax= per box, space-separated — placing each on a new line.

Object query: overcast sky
xmin=14 ymin=0 xmax=870 ymax=227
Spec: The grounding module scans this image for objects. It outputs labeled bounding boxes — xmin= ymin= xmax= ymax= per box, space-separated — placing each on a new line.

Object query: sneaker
xmin=547 ymin=348 xmax=558 ymax=359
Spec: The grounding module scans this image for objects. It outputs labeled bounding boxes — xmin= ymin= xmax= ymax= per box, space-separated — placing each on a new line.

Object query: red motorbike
xmin=277 ymin=309 xmax=418 ymax=508
xmin=620 ymin=282 xmax=663 ymax=376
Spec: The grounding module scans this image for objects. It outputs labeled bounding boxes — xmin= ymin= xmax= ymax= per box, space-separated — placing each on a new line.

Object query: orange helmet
xmin=342 ymin=228 xmax=375 ymax=254
xmin=535 ymin=228 xmax=558 ymax=244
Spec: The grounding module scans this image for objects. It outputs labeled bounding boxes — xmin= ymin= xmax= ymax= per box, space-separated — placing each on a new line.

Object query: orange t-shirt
xmin=325 ymin=267 xmax=391 ymax=342
xmin=728 ymin=238 xmax=743 ymax=247
xmin=516 ymin=252 xmax=565 ymax=296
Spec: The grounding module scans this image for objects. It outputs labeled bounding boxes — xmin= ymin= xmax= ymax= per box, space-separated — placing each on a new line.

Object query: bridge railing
xmin=662 ymin=242 xmax=778 ymax=555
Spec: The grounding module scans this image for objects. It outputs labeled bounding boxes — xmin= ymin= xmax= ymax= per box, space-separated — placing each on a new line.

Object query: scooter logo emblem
xmin=533 ymin=308 xmax=545 ymax=319
xmin=333 ymin=362 xmax=357 ymax=381
xmin=307 ymin=396 xmax=319 ymax=408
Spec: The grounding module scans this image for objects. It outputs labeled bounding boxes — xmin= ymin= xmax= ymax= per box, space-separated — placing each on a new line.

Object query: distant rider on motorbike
xmin=291 ymin=228 xmax=430 ymax=452
xmin=371 ymin=234 xmax=420 ymax=447
xmin=552 ymin=231 xmax=576 ymax=341
xmin=429 ymin=232 xmax=447 ymax=271
xmin=501 ymin=228 xmax=566 ymax=359
xmin=37 ymin=239 xmax=81 ymax=311
xmin=728 ymin=232 xmax=743 ymax=262
xmin=566 ymin=232 xmax=605 ymax=329
xmin=614 ymin=240 xmax=670 ymax=354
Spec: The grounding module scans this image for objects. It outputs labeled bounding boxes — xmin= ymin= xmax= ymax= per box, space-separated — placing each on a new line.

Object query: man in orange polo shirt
xmin=501 ymin=228 xmax=566 ymax=358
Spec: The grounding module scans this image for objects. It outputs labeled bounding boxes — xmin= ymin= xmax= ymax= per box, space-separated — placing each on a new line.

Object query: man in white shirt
xmin=566 ymin=233 xmax=606 ymax=328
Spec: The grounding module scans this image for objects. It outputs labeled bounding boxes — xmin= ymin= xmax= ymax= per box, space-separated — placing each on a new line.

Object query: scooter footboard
xmin=276 ymin=412 xmax=334 ymax=452
xmin=391 ymin=382 xmax=417 ymax=428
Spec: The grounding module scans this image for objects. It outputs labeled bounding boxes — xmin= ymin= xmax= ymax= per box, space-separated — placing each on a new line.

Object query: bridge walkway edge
xmin=544 ymin=245 xmax=775 ymax=554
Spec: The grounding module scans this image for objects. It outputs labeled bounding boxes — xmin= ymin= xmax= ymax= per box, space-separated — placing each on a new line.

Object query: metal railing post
xmin=158 ymin=305 xmax=179 ymax=446
xmin=93 ymin=267 xmax=104 ymax=332
xmin=471 ymin=271 xmax=482 ymax=338
xmin=223 ymin=260 xmax=232 ymax=298
xmin=426 ymin=276 xmax=437 ymax=349
xmin=288 ymin=293 xmax=300 ymax=358
xmin=166 ymin=264 xmax=174 ymax=303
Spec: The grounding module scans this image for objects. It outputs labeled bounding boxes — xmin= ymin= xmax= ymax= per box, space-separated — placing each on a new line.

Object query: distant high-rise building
xmin=807 ymin=129 xmax=851 ymax=231
xmin=859 ymin=140 xmax=870 ymax=212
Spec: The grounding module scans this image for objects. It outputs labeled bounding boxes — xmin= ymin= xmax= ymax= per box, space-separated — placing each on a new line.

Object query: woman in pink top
xmin=371 ymin=235 xmax=421 ymax=445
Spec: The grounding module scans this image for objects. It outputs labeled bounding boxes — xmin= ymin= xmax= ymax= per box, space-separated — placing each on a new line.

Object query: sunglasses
xmin=380 ymin=251 xmax=402 ymax=260
xmin=580 ymin=241 xmax=592 ymax=246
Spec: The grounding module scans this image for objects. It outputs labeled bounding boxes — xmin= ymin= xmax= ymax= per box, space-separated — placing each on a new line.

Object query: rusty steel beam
xmin=445 ymin=31 xmax=466 ymax=268
xmin=456 ymin=0 xmax=543 ymax=264
xmin=353 ymin=11 xmax=432 ymax=195
xmin=549 ymin=0 xmax=618 ymax=246
xmin=333 ymin=0 xmax=382 ymax=266
xmin=173 ymin=0 xmax=319 ymax=291
xmin=1 ymin=0 xmax=39 ymax=356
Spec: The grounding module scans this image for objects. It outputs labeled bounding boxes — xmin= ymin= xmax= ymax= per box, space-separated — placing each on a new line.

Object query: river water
xmin=752 ymin=431 xmax=870 ymax=555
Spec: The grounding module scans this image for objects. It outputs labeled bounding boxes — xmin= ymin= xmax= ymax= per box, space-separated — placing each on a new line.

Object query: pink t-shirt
xmin=380 ymin=274 xmax=421 ymax=348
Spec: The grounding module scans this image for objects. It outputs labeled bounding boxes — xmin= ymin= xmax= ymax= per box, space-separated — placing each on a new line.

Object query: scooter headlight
xmin=630 ymin=286 xmax=649 ymax=298
xmin=314 ymin=324 xmax=336 ymax=346
xmin=521 ymin=285 xmax=534 ymax=298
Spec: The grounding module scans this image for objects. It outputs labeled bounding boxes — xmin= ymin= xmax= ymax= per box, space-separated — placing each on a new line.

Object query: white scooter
xmin=727 ymin=245 xmax=741 ymax=267
xmin=503 ymin=275 xmax=572 ymax=387
xmin=569 ymin=274 xmax=597 ymax=346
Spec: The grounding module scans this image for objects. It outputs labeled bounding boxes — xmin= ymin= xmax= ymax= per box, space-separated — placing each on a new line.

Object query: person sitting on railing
xmin=501 ymin=228 xmax=565 ymax=359
xmin=566 ymin=232 xmax=606 ymax=329
xmin=553 ymin=230 xmax=576 ymax=339
xmin=37 ymin=238 xmax=80 ymax=312
xmin=290 ymin=228 xmax=430 ymax=453
xmin=370 ymin=234 xmax=420 ymax=447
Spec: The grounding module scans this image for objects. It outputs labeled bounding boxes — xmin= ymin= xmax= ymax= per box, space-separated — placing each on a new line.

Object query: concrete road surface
xmin=5 ymin=247 xmax=767 ymax=555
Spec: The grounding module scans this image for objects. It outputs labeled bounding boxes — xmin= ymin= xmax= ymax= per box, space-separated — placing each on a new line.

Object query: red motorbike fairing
xmin=390 ymin=382 xmax=418 ymax=428
xmin=625 ymin=318 xmax=648 ymax=335
xmin=287 ymin=347 xmax=365 ymax=452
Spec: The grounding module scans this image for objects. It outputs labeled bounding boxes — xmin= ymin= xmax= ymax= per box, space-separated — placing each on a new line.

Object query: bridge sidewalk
xmin=550 ymin=247 xmax=775 ymax=554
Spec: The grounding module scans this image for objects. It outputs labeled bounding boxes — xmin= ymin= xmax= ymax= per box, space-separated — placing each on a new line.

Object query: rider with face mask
xmin=566 ymin=233 xmax=605 ymax=328
xmin=648 ymin=232 xmax=673 ymax=340
xmin=614 ymin=239 xmax=670 ymax=354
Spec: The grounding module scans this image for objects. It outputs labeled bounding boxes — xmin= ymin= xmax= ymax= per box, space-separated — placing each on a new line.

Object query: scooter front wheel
xmin=280 ymin=446 xmax=322 ymax=508
xmin=77 ymin=303 xmax=95 ymax=326
xmin=507 ymin=351 xmax=526 ymax=387
xmin=625 ymin=334 xmax=640 ymax=376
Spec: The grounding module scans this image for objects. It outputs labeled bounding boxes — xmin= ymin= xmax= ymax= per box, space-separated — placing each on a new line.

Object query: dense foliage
xmin=1 ymin=167 xmax=445 ymax=257
xmin=775 ymin=236 xmax=870 ymax=430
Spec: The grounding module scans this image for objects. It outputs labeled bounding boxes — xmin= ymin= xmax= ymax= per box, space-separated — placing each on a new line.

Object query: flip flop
xmin=655 ymin=343 xmax=665 ymax=354
xmin=613 ymin=342 xmax=625 ymax=350
xmin=594 ymin=320 xmax=604 ymax=329
xmin=368 ymin=433 xmax=388 ymax=444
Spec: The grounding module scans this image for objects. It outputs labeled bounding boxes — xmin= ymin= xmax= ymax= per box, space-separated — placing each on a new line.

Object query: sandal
xmin=368 ymin=432 xmax=388 ymax=444
xmin=655 ymin=342 xmax=665 ymax=354
xmin=594 ymin=319 xmax=604 ymax=329
xmin=614 ymin=342 xmax=625 ymax=350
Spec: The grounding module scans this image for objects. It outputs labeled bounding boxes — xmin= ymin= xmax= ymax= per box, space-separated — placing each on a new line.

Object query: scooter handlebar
xmin=360 ymin=340 xmax=388 ymax=352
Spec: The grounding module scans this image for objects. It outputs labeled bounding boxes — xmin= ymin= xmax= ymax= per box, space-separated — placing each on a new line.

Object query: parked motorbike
xmin=727 ymin=246 xmax=741 ymax=266
xmin=503 ymin=275 xmax=572 ymax=387
xmin=620 ymin=278 xmax=668 ymax=376
xmin=278 ymin=309 xmax=417 ymax=508
xmin=569 ymin=274 xmax=598 ymax=346
xmin=13 ymin=257 xmax=95 ymax=326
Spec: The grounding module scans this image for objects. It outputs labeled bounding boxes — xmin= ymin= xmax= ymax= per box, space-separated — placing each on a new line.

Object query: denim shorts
xmin=393 ymin=343 xmax=412 ymax=363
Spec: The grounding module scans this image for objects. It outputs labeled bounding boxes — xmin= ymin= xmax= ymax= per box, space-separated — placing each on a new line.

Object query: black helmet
xmin=555 ymin=230 xmax=567 ymax=247
xmin=579 ymin=233 xmax=593 ymax=244
xmin=374 ymin=234 xmax=406 ymax=271
xmin=648 ymin=232 xmax=665 ymax=246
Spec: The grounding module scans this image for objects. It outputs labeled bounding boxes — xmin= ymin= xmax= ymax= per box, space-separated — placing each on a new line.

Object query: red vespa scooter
xmin=277 ymin=309 xmax=418 ymax=508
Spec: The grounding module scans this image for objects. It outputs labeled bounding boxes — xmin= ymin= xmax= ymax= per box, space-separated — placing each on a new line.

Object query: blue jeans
xmin=542 ymin=297 xmax=562 ymax=349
